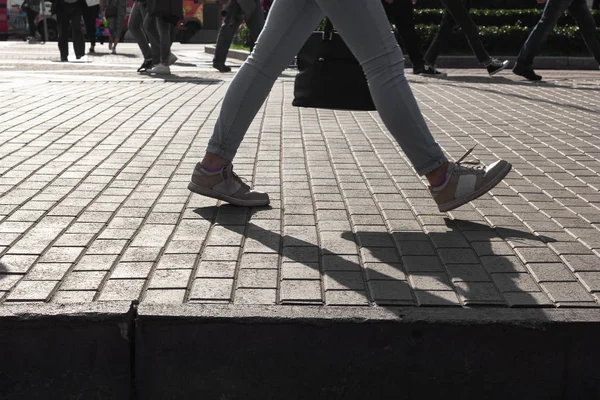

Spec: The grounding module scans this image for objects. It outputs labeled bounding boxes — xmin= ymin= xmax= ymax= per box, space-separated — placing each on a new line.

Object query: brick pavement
xmin=1 ymin=42 xmax=600 ymax=308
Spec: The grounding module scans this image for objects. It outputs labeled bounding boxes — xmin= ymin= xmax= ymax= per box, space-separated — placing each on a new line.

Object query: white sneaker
xmin=150 ymin=64 xmax=170 ymax=75
xmin=168 ymin=53 xmax=178 ymax=66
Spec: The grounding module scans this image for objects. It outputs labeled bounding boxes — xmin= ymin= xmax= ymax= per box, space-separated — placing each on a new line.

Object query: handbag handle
xmin=322 ymin=17 xmax=334 ymax=41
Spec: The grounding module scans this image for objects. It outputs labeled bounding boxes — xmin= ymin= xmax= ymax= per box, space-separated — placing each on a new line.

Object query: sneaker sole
xmin=187 ymin=181 xmax=270 ymax=207
xmin=489 ymin=61 xmax=510 ymax=76
xmin=437 ymin=162 xmax=512 ymax=212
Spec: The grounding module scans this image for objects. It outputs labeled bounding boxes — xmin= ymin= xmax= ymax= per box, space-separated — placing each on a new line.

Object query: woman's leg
xmin=129 ymin=1 xmax=152 ymax=60
xmin=568 ymin=0 xmax=600 ymax=64
xmin=26 ymin=8 xmax=37 ymax=38
xmin=317 ymin=0 xmax=447 ymax=175
xmin=156 ymin=17 xmax=174 ymax=64
xmin=204 ymin=0 xmax=325 ymax=162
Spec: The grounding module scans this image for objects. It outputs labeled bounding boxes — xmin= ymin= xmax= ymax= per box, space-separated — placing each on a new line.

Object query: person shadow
xmin=193 ymin=205 xmax=557 ymax=308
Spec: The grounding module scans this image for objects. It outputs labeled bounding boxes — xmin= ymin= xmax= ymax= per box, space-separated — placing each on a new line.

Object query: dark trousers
xmin=517 ymin=0 xmax=600 ymax=67
xmin=26 ymin=8 xmax=38 ymax=37
xmin=383 ymin=0 xmax=425 ymax=70
xmin=144 ymin=15 xmax=176 ymax=64
xmin=57 ymin=2 xmax=85 ymax=59
xmin=424 ymin=0 xmax=490 ymax=65
xmin=83 ymin=4 xmax=99 ymax=48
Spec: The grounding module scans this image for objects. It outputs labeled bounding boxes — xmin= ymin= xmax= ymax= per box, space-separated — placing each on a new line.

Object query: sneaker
xmin=149 ymin=63 xmax=170 ymax=74
xmin=212 ymin=62 xmax=231 ymax=72
xmin=512 ymin=64 xmax=542 ymax=81
xmin=429 ymin=147 xmax=512 ymax=212
xmin=419 ymin=64 xmax=447 ymax=77
xmin=188 ymin=163 xmax=270 ymax=207
xmin=111 ymin=48 xmax=117 ymax=55
xmin=137 ymin=59 xmax=153 ymax=73
xmin=486 ymin=58 xmax=510 ymax=76
xmin=168 ymin=53 xmax=178 ymax=66
xmin=89 ymin=47 xmax=95 ymax=54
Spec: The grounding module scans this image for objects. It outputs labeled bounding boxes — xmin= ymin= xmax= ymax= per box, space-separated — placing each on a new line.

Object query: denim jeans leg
xmin=316 ymin=0 xmax=447 ymax=174
xmin=516 ymin=0 xmax=569 ymax=67
xmin=568 ymin=0 xmax=600 ymax=63
xmin=207 ymin=0 xmax=325 ymax=160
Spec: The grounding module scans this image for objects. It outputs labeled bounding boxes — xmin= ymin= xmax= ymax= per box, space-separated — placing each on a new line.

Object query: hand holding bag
xmin=292 ymin=18 xmax=375 ymax=111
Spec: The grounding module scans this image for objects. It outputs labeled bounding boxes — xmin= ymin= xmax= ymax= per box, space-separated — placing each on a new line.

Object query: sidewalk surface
xmin=1 ymin=42 xmax=600 ymax=311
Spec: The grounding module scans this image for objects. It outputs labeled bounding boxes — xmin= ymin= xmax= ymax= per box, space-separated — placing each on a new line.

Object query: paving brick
xmin=480 ymin=255 xmax=528 ymax=273
xmin=52 ymin=290 xmax=96 ymax=303
xmin=26 ymin=263 xmax=71 ymax=280
xmin=189 ymin=278 xmax=234 ymax=301
xmin=61 ymin=271 xmax=107 ymax=290
xmin=541 ymin=282 xmax=596 ymax=302
xmin=445 ymin=264 xmax=491 ymax=282
xmin=503 ymin=292 xmax=554 ymax=307
xmin=360 ymin=247 xmax=400 ymax=263
xmin=321 ymin=254 xmax=360 ymax=271
xmin=235 ymin=289 xmax=277 ymax=305
xmin=368 ymin=280 xmax=414 ymax=304
xmin=324 ymin=271 xmax=365 ymax=291
xmin=282 ymin=246 xmax=319 ymax=263
xmin=238 ymin=269 xmax=278 ymax=289
xmin=576 ymin=272 xmax=600 ymax=292
xmin=414 ymin=290 xmax=461 ymax=306
xmin=396 ymin=241 xmax=436 ymax=256
xmin=409 ymin=272 xmax=454 ymax=291
xmin=0 ymin=255 xmax=38 ymax=273
xmin=240 ymin=253 xmax=280 ymax=269
xmin=437 ymin=248 xmax=480 ymax=265
xmin=143 ymin=289 xmax=186 ymax=304
xmin=148 ymin=269 xmax=192 ymax=289
xmin=491 ymin=273 xmax=541 ymax=292
xmin=453 ymin=282 xmax=505 ymax=305
xmin=471 ymin=241 xmax=515 ymax=256
xmin=364 ymin=262 xmax=405 ymax=281
xmin=280 ymin=280 xmax=322 ymax=303
xmin=86 ymin=239 xmax=128 ymax=255
xmin=122 ymin=246 xmax=162 ymax=262
xmin=402 ymin=255 xmax=444 ymax=272
xmin=74 ymin=255 xmax=118 ymax=271
xmin=0 ymin=274 xmax=22 ymax=291
xmin=527 ymin=263 xmax=578 ymax=282
xmin=514 ymin=247 xmax=562 ymax=264
xmin=196 ymin=261 xmax=236 ymax=278
xmin=325 ymin=290 xmax=369 ymax=306
xmin=6 ymin=280 xmax=58 ymax=302
xmin=281 ymin=262 xmax=321 ymax=280
xmin=40 ymin=247 xmax=84 ymax=263
xmin=561 ymin=254 xmax=600 ymax=272
xmin=98 ymin=279 xmax=145 ymax=301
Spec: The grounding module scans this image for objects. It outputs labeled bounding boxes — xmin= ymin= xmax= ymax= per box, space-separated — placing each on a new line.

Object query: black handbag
xmin=292 ymin=18 xmax=375 ymax=111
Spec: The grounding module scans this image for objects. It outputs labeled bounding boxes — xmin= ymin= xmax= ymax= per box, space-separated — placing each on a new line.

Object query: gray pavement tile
xmin=514 ymin=247 xmax=562 ymax=264
xmin=26 ymin=263 xmax=71 ymax=281
xmin=409 ymin=272 xmax=454 ymax=291
xmin=281 ymin=262 xmax=321 ymax=280
xmin=156 ymin=253 xmax=198 ymax=269
xmin=0 ymin=255 xmax=38 ymax=274
xmin=576 ymin=272 xmax=600 ymax=292
xmin=503 ymin=292 xmax=554 ymax=307
xmin=196 ymin=261 xmax=237 ymax=279
xmin=561 ymin=254 xmax=600 ymax=272
xmin=325 ymin=290 xmax=369 ymax=306
xmin=147 ymin=269 xmax=192 ymax=289
xmin=322 ymin=254 xmax=361 ymax=271
xmin=368 ymin=280 xmax=414 ymax=304
xmin=0 ymin=275 xmax=22 ymax=291
xmin=238 ymin=269 xmax=278 ymax=289
xmin=491 ymin=273 xmax=542 ymax=293
xmin=324 ymin=271 xmax=365 ymax=291
xmin=541 ymin=282 xmax=596 ymax=302
xmin=74 ymin=255 xmax=118 ymax=271
xmin=234 ymin=289 xmax=277 ymax=305
xmin=6 ymin=280 xmax=59 ymax=302
xmin=280 ymin=280 xmax=322 ymax=303
xmin=61 ymin=271 xmax=107 ymax=291
xmin=189 ymin=278 xmax=234 ymax=301
xmin=527 ymin=263 xmax=578 ymax=282
xmin=414 ymin=290 xmax=461 ymax=306
xmin=142 ymin=289 xmax=187 ymax=304
xmin=98 ymin=279 xmax=145 ymax=301
xmin=52 ymin=290 xmax=97 ymax=303
xmin=240 ymin=253 xmax=280 ymax=269
xmin=453 ymin=282 xmax=505 ymax=305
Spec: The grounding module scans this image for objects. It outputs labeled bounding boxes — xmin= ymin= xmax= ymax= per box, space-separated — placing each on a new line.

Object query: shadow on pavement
xmin=194 ymin=205 xmax=556 ymax=308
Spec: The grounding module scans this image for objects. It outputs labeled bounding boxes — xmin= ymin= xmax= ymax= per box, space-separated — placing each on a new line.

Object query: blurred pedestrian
xmin=212 ymin=0 xmax=265 ymax=72
xmin=188 ymin=0 xmax=512 ymax=213
xmin=51 ymin=0 xmax=86 ymax=61
xmin=145 ymin=0 xmax=182 ymax=74
xmin=383 ymin=0 xmax=446 ymax=76
xmin=513 ymin=0 xmax=600 ymax=80
xmin=424 ymin=0 xmax=510 ymax=76
xmin=22 ymin=0 xmax=41 ymax=43
xmin=102 ymin=0 xmax=126 ymax=54
xmin=83 ymin=0 xmax=100 ymax=53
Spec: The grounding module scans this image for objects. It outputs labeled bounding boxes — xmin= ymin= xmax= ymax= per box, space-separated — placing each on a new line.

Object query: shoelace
xmin=453 ymin=146 xmax=485 ymax=175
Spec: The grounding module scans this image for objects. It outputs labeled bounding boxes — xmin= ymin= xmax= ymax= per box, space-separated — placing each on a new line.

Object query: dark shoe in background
xmin=486 ymin=58 xmax=510 ymax=76
xmin=138 ymin=59 xmax=154 ymax=73
xmin=419 ymin=64 xmax=447 ymax=77
xmin=212 ymin=62 xmax=231 ymax=73
xmin=513 ymin=64 xmax=542 ymax=81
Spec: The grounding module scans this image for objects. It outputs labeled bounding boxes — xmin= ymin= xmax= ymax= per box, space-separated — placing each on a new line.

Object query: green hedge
xmin=414 ymin=24 xmax=595 ymax=55
xmin=413 ymin=8 xmax=600 ymax=27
